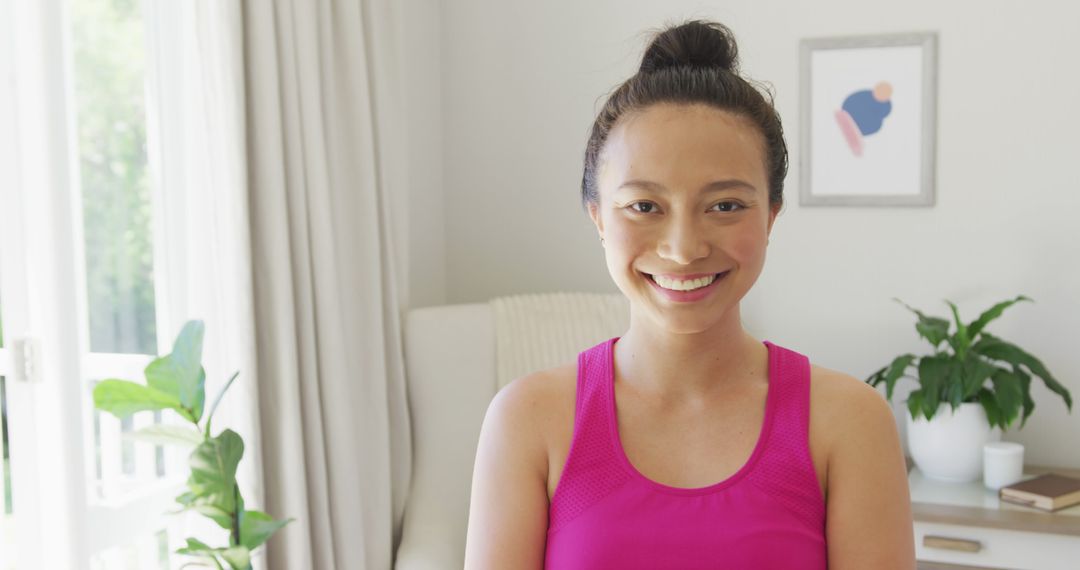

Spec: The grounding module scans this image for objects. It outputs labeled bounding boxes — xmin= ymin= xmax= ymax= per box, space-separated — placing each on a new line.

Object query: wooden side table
xmin=908 ymin=456 xmax=1080 ymax=570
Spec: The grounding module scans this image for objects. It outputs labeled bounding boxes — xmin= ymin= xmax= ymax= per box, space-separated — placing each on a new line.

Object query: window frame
xmin=0 ymin=0 xmax=192 ymax=567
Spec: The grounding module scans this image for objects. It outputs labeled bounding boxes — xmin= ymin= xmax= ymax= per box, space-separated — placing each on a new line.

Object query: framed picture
xmin=799 ymin=32 xmax=938 ymax=207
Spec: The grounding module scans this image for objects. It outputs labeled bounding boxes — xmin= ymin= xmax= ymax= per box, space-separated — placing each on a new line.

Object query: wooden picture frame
xmin=799 ymin=32 xmax=938 ymax=207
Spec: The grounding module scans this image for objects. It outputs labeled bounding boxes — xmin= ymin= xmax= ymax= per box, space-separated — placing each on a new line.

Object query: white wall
xmin=400 ymin=0 xmax=446 ymax=308
xmin=430 ymin=0 xmax=1080 ymax=467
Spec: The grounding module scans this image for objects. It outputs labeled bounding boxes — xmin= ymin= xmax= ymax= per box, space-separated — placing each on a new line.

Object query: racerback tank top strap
xmin=547 ymin=336 xmax=826 ymax=536
xmin=547 ymin=337 xmax=635 ymax=533
xmin=743 ymin=339 xmax=827 ymax=532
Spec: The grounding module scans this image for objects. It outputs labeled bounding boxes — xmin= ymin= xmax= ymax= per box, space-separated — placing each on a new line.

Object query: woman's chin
xmin=646 ymin=310 xmax=726 ymax=335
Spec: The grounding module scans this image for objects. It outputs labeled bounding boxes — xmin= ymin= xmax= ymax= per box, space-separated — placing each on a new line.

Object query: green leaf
xmin=945 ymin=377 xmax=964 ymax=411
xmin=967 ymin=295 xmax=1032 ymax=340
xmin=127 ymin=424 xmax=205 ymax=447
xmin=972 ymin=333 xmax=1072 ymax=412
xmin=176 ymin=538 xmax=225 ymax=570
xmin=944 ymin=300 xmax=970 ymax=357
xmin=177 ymin=537 xmax=215 ymax=555
xmin=205 ymin=371 xmax=240 ymax=439
xmin=167 ymin=490 xmax=198 ymax=515
xmin=958 ymin=355 xmax=998 ymax=401
xmin=894 ymin=298 xmax=950 ymax=348
xmin=1013 ymin=366 xmax=1037 ymax=430
xmin=917 ymin=355 xmax=950 ymax=419
xmin=907 ymin=389 xmax=925 ymax=421
xmin=187 ymin=429 xmax=244 ymax=530
xmin=195 ymin=504 xmax=234 ymax=530
xmin=146 ymin=358 xmax=206 ymax=424
xmin=240 ymin=510 xmax=293 ymax=550
xmin=145 ymin=320 xmax=207 ymax=422
xmin=866 ymin=365 xmax=887 ymax=388
xmin=178 ymin=563 xmax=222 ymax=570
xmin=977 ymin=388 xmax=1004 ymax=430
xmin=990 ymin=368 xmax=1025 ymax=429
xmin=93 ymin=379 xmax=186 ymax=419
xmin=220 ymin=546 xmax=251 ymax=570
xmin=881 ymin=354 xmax=916 ymax=401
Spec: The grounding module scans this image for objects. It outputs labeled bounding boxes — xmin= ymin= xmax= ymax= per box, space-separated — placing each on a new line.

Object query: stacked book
xmin=999 ymin=473 xmax=1080 ymax=512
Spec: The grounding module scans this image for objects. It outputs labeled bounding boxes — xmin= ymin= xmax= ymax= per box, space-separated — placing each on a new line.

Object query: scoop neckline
xmin=605 ymin=336 xmax=778 ymax=496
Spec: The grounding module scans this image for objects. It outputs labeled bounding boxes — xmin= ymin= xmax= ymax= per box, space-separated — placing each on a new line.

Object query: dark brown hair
xmin=581 ymin=20 xmax=787 ymax=212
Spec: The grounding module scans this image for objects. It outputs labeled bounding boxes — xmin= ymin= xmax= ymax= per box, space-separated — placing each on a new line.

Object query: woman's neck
xmin=613 ymin=307 xmax=767 ymax=406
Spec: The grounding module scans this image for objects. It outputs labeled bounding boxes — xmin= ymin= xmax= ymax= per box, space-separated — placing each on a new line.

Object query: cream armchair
xmin=394 ymin=294 xmax=628 ymax=568
xmin=394 ymin=303 xmax=496 ymax=569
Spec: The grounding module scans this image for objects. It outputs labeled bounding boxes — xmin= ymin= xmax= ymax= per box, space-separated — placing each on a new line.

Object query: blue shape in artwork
xmin=841 ymin=90 xmax=892 ymax=136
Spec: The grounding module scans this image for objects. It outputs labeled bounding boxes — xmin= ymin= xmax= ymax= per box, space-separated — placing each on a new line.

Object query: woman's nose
xmin=657 ymin=219 xmax=710 ymax=265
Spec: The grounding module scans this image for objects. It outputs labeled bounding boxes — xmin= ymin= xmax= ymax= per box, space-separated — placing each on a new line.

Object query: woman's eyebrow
xmin=617 ymin=179 xmax=757 ymax=194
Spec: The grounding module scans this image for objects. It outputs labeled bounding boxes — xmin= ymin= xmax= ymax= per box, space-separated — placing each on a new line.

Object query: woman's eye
xmin=628 ymin=202 xmax=657 ymax=214
xmin=710 ymin=201 xmax=744 ymax=213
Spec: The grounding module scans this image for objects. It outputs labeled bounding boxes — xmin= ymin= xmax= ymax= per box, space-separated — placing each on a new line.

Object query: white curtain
xmin=242 ymin=1 xmax=413 ymax=569
xmin=142 ymin=0 xmax=269 ymax=563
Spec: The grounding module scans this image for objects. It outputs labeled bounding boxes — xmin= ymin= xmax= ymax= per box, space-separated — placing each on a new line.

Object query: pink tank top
xmin=545 ymin=337 xmax=827 ymax=569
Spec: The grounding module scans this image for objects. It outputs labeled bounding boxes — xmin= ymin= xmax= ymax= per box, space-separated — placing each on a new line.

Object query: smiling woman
xmin=590 ymin=103 xmax=774 ymax=333
xmin=464 ymin=19 xmax=916 ymax=570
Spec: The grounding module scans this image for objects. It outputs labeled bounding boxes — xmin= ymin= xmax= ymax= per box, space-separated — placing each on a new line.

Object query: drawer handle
xmin=923 ymin=535 xmax=982 ymax=553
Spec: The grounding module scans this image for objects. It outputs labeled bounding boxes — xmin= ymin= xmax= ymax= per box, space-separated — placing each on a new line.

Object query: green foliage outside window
xmin=73 ymin=0 xmax=157 ymax=355
xmin=1 ymin=300 xmax=9 ymax=515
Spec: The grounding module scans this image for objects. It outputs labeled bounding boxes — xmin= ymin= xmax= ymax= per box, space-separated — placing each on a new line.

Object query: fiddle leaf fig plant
xmin=93 ymin=320 xmax=291 ymax=570
xmin=866 ymin=295 xmax=1072 ymax=431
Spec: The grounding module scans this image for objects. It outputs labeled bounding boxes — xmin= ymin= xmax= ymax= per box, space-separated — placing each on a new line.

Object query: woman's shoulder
xmin=807 ymin=362 xmax=899 ymax=469
xmin=808 ymin=362 xmax=876 ymax=398
xmin=805 ymin=360 xmax=913 ymax=560
xmin=498 ymin=361 xmax=578 ymax=411
xmin=491 ymin=361 xmax=579 ymax=466
xmin=807 ymin=362 xmax=891 ymax=417
xmin=468 ymin=364 xmax=578 ymax=565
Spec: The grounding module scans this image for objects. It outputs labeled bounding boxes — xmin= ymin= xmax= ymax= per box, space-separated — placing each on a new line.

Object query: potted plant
xmin=866 ymin=295 xmax=1072 ymax=483
xmin=93 ymin=320 xmax=290 ymax=570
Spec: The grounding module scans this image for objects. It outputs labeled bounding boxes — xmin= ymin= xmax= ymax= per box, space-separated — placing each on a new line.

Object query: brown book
xmin=999 ymin=473 xmax=1080 ymax=512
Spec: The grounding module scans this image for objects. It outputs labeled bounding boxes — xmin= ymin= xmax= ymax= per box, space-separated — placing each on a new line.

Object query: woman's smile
xmin=642 ymin=270 xmax=730 ymax=302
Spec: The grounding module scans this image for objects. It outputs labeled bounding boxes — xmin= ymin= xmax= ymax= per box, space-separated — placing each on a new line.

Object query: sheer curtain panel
xmin=243 ymin=1 xmax=413 ymax=569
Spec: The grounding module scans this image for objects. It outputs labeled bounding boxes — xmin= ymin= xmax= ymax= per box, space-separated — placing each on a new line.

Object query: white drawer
xmin=915 ymin=521 xmax=1080 ymax=570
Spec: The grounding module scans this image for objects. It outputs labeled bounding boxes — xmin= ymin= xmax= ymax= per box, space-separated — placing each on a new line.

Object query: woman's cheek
xmin=728 ymin=230 xmax=769 ymax=268
xmin=604 ymin=216 xmax=641 ymax=249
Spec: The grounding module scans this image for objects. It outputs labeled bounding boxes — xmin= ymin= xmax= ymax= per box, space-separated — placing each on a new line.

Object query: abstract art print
xmin=799 ymin=32 xmax=938 ymax=206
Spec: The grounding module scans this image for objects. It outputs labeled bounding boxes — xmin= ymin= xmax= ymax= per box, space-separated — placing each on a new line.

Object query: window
xmin=0 ymin=0 xmax=24 ymax=566
xmin=1 ymin=288 xmax=14 ymax=569
xmin=0 ymin=0 xmax=194 ymax=567
xmin=73 ymin=0 xmax=159 ymax=357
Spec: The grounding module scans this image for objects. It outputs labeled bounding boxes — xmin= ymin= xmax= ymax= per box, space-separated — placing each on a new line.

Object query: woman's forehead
xmin=599 ymin=103 xmax=767 ymax=194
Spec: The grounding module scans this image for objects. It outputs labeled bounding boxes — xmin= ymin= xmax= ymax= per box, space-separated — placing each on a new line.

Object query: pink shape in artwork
xmin=834 ymin=109 xmax=863 ymax=157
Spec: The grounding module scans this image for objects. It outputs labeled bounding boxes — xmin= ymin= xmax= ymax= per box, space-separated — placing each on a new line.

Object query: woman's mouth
xmin=642 ymin=271 xmax=729 ymax=302
xmin=649 ymin=273 xmax=720 ymax=291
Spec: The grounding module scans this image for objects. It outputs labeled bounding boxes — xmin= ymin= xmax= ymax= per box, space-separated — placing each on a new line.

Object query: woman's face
xmin=589 ymin=103 xmax=779 ymax=334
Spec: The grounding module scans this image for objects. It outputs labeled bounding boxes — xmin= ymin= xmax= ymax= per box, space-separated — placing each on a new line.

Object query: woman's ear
xmin=766 ymin=201 xmax=780 ymax=236
xmin=588 ymin=201 xmax=604 ymax=240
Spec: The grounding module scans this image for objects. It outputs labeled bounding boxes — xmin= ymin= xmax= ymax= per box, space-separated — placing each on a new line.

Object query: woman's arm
xmin=464 ymin=374 xmax=551 ymax=569
xmin=825 ymin=374 xmax=917 ymax=569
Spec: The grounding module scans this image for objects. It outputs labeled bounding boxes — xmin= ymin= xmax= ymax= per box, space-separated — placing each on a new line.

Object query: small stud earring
xmin=600 ymin=237 xmax=605 ymax=246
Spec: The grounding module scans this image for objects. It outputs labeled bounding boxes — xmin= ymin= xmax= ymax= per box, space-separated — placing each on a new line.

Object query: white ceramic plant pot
xmin=906 ymin=401 xmax=1002 ymax=483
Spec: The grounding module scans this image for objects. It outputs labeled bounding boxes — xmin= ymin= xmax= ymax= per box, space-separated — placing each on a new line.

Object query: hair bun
xmin=638 ymin=20 xmax=740 ymax=74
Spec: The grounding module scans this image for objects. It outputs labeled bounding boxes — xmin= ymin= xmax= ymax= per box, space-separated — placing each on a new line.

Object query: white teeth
xmin=651 ymin=273 xmax=718 ymax=291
